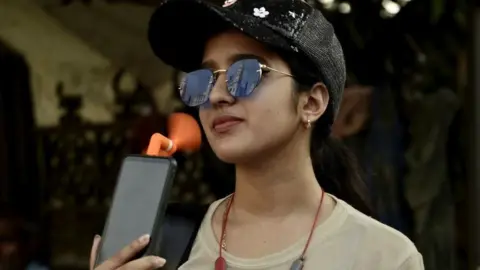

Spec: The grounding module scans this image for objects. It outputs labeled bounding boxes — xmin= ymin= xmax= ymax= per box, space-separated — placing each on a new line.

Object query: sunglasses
xmin=178 ymin=58 xmax=293 ymax=107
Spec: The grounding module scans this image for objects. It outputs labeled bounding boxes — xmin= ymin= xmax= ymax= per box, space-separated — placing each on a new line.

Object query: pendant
xmin=290 ymin=258 xmax=304 ymax=270
xmin=215 ymin=257 xmax=227 ymax=270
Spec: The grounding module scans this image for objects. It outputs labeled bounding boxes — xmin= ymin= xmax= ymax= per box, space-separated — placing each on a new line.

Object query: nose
xmin=209 ymin=72 xmax=235 ymax=107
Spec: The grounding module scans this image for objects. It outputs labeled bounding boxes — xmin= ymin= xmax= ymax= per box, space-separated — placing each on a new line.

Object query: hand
xmin=90 ymin=234 xmax=166 ymax=270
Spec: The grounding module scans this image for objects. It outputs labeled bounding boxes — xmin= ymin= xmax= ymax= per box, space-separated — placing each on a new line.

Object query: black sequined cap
xmin=148 ymin=0 xmax=346 ymax=118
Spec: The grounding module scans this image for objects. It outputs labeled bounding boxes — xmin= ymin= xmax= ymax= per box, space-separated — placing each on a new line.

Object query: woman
xmin=91 ymin=0 xmax=424 ymax=269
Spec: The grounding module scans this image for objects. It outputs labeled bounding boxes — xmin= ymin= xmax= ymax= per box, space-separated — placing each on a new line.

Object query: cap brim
xmin=148 ymin=0 xmax=291 ymax=72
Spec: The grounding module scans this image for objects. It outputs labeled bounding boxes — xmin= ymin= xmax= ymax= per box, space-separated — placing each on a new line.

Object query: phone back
xmin=95 ymin=155 xmax=177 ymax=266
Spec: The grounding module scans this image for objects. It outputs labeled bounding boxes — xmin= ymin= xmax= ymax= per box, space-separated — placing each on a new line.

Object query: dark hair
xmin=275 ymin=48 xmax=374 ymax=217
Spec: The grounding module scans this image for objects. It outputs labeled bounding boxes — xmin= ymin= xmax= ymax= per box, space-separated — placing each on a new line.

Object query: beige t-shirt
xmin=179 ymin=196 xmax=424 ymax=270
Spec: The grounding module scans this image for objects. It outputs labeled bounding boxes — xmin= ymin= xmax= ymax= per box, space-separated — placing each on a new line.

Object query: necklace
xmin=214 ymin=189 xmax=326 ymax=270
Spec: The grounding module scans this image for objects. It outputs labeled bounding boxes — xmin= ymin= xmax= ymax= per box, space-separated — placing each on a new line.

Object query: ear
xmin=331 ymin=86 xmax=373 ymax=138
xmin=298 ymin=82 xmax=329 ymax=123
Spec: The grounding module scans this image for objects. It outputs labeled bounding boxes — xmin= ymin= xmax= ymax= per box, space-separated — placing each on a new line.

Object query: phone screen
xmin=97 ymin=155 xmax=176 ymax=264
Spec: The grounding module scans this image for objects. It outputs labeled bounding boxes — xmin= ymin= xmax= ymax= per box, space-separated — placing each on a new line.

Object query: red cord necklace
xmin=214 ymin=189 xmax=325 ymax=270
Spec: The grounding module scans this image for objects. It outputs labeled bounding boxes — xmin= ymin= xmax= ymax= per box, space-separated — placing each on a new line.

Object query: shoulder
xmin=194 ymin=195 xmax=231 ymax=237
xmin=204 ymin=195 xmax=231 ymax=223
xmin=185 ymin=196 xmax=231 ymax=256
xmin=335 ymin=198 xmax=423 ymax=269
xmin=339 ymin=199 xmax=415 ymax=249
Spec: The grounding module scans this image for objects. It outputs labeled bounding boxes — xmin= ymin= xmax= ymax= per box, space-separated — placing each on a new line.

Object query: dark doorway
xmin=0 ymin=39 xmax=40 ymax=219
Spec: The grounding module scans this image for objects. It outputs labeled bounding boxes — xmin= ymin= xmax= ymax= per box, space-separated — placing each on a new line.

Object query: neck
xmin=233 ymin=137 xmax=322 ymax=217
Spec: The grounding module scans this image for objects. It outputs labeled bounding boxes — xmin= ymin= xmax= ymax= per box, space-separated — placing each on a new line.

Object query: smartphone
xmin=95 ymin=155 xmax=177 ymax=266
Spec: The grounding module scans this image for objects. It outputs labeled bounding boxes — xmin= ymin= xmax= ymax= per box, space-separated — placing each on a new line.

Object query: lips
xmin=212 ymin=115 xmax=244 ymax=133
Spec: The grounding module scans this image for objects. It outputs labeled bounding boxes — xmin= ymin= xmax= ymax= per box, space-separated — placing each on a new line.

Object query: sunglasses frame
xmin=179 ymin=59 xmax=294 ymax=107
xmin=212 ymin=63 xmax=293 ymax=79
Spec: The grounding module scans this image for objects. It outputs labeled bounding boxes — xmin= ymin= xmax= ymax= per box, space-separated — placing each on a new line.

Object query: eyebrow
xmin=200 ymin=53 xmax=268 ymax=69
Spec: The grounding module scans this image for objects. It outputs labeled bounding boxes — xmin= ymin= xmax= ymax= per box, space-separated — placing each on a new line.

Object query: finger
xmin=118 ymin=256 xmax=166 ymax=270
xmin=99 ymin=234 xmax=151 ymax=269
xmin=90 ymin=235 xmax=101 ymax=270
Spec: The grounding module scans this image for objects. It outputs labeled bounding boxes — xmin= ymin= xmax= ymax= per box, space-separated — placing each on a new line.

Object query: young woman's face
xmin=199 ymin=30 xmax=303 ymax=164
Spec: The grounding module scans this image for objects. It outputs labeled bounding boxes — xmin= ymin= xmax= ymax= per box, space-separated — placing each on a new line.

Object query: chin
xmin=212 ymin=146 xmax=249 ymax=164
xmin=210 ymin=142 xmax=255 ymax=164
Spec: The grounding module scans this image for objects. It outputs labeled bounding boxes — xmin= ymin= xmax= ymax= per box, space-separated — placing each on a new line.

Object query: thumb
xmin=90 ymin=235 xmax=101 ymax=270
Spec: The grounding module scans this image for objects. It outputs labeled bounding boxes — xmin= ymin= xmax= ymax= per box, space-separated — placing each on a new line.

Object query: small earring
xmin=306 ymin=119 xmax=312 ymax=129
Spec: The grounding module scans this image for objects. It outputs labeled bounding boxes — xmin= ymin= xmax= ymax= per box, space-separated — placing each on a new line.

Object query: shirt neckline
xmin=199 ymin=193 xmax=349 ymax=269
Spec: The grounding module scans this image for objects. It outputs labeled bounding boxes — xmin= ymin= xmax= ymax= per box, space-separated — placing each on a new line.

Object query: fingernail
xmin=94 ymin=234 xmax=100 ymax=240
xmin=139 ymin=234 xmax=150 ymax=243
xmin=154 ymin=257 xmax=166 ymax=267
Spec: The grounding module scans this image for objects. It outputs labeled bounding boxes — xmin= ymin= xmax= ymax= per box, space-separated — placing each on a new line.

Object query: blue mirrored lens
xmin=179 ymin=69 xmax=213 ymax=107
xmin=226 ymin=59 xmax=261 ymax=97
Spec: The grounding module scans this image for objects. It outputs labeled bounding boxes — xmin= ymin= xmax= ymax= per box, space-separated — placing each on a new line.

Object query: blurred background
xmin=0 ymin=0 xmax=478 ymax=269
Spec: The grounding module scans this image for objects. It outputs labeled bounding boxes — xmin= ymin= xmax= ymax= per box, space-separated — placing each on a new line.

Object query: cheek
xmin=252 ymin=106 xmax=293 ymax=137
xmin=257 ymin=81 xmax=296 ymax=114
xmin=198 ymin=109 xmax=209 ymax=131
xmin=246 ymin=84 xmax=297 ymax=135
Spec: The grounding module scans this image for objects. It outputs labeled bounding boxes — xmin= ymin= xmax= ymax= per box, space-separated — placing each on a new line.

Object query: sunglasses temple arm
xmin=262 ymin=65 xmax=294 ymax=77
